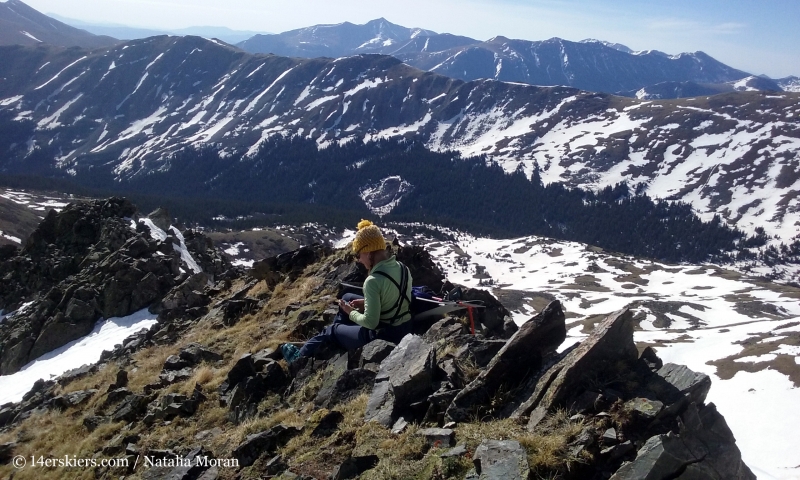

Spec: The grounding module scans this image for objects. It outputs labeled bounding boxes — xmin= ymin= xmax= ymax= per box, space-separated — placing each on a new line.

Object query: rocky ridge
xmin=0 ymin=201 xmax=754 ymax=479
xmin=0 ymin=198 xmax=233 ymax=375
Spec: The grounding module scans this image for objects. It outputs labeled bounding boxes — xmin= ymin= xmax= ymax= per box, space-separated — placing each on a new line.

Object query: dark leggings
xmin=298 ymin=293 xmax=413 ymax=357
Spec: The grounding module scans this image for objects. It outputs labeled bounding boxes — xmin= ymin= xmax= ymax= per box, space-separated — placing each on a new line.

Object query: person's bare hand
xmin=339 ymin=298 xmax=354 ymax=314
xmin=350 ymin=299 xmax=365 ymax=312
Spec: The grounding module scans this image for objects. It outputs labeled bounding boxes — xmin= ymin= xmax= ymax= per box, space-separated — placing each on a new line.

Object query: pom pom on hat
xmin=357 ymin=219 xmax=374 ymax=230
xmin=352 ymin=219 xmax=386 ymax=254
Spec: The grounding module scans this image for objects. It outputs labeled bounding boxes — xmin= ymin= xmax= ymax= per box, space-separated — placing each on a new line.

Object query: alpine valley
xmin=1 ymin=30 xmax=799 ymax=277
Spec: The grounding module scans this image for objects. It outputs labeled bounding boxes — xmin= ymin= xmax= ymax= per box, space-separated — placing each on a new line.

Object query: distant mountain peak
xmin=487 ymin=35 xmax=510 ymax=43
xmin=580 ymin=38 xmax=633 ymax=54
xmin=366 ymin=17 xmax=390 ymax=25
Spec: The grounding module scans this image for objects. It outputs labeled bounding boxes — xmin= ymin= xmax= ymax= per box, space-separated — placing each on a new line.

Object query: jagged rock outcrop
xmin=365 ymin=334 xmax=436 ymax=426
xmin=611 ymin=402 xmax=755 ymax=479
xmin=0 ymin=198 xmax=231 ymax=375
xmin=395 ymin=244 xmax=446 ymax=292
xmin=512 ymin=308 xmax=639 ymax=429
xmin=251 ymin=244 xmax=332 ymax=286
xmin=0 ymin=198 xmax=136 ymax=308
xmin=446 ymin=300 xmax=566 ymax=422
xmin=457 ymin=287 xmax=518 ymax=338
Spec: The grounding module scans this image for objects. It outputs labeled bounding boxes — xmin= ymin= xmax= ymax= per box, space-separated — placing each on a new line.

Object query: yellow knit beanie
xmin=352 ymin=220 xmax=386 ymax=254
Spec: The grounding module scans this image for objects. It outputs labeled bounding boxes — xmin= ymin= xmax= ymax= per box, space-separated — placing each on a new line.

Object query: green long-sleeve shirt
xmin=349 ymin=256 xmax=413 ymax=329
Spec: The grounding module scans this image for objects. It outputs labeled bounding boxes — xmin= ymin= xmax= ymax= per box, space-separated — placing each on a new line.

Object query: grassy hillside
xmin=0 ymin=251 xmax=589 ymax=480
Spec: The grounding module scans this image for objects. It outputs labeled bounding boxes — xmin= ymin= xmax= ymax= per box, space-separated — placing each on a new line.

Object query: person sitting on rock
xmin=281 ymin=220 xmax=413 ymax=363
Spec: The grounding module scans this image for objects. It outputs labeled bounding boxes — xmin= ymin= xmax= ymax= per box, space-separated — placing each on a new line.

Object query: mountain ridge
xmin=236 ymin=18 xmax=758 ymax=96
xmin=0 ymin=0 xmax=117 ymax=49
xmin=0 ymin=36 xmax=798 ymax=281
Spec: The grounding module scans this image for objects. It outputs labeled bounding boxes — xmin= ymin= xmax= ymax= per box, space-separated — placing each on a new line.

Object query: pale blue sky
xmin=19 ymin=0 xmax=800 ymax=78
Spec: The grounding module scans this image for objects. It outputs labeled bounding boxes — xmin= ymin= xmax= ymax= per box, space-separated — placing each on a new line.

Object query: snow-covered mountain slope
xmin=778 ymin=76 xmax=800 ymax=93
xmin=0 ymin=0 xmax=117 ymax=48
xmin=729 ymin=75 xmax=784 ymax=92
xmin=0 ymin=36 xmax=798 ymax=259
xmin=403 ymin=37 xmax=752 ymax=94
xmin=579 ymin=38 xmax=633 ymax=54
xmin=328 ymin=227 xmax=800 ymax=479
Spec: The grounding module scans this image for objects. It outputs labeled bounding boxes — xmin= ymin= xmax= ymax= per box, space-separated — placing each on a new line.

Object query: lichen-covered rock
xmin=470 ymin=440 xmax=530 ymax=480
xmin=418 ymin=428 xmax=455 ymax=448
xmin=513 ymin=308 xmax=638 ymax=430
xmin=232 ymin=425 xmax=301 ymax=467
xmin=609 ymin=403 xmax=756 ymax=480
xmin=365 ymin=335 xmax=436 ymax=426
xmin=447 ymin=300 xmax=566 ymax=422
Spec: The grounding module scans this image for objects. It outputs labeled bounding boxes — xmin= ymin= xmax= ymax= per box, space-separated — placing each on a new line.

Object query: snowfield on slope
xmin=337 ymin=227 xmax=800 ymax=479
xmin=0 ymin=308 xmax=157 ymax=405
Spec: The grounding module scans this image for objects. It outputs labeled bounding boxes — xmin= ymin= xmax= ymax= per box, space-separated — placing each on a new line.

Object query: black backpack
xmin=372 ymin=262 xmax=441 ymax=324
xmin=371 ymin=262 xmax=412 ymax=325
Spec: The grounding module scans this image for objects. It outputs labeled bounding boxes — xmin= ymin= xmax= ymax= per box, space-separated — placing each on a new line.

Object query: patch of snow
xmin=34 ymin=56 xmax=87 ymax=91
xmin=21 ymin=30 xmax=42 ymax=42
xmin=305 ymin=95 xmax=339 ymax=109
xmin=140 ymin=217 xmax=167 ymax=241
xmin=344 ymin=78 xmax=385 ymax=97
xmin=359 ymin=176 xmax=414 ymax=216
xmin=203 ymin=37 xmax=228 ymax=47
xmin=732 ymin=76 xmax=759 ymax=91
xmin=169 ymin=226 xmax=203 ymax=274
xmin=223 ymin=242 xmax=245 ymax=256
xmin=0 ymin=301 xmax=34 ymax=324
xmin=294 ymin=85 xmax=314 ymax=106
xmin=0 ymin=308 xmax=158 ymax=405
xmin=1 ymin=231 xmax=22 ymax=243
xmin=37 ymin=94 xmax=83 ymax=130
xmin=0 ymin=95 xmax=23 ymax=106
xmin=242 ymin=67 xmax=295 ymax=115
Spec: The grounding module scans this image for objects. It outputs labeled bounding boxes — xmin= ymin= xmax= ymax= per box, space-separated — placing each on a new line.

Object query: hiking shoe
xmin=281 ymin=343 xmax=302 ymax=364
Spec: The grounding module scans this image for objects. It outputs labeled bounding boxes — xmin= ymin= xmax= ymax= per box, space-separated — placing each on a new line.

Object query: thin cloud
xmin=648 ymin=18 xmax=746 ymax=35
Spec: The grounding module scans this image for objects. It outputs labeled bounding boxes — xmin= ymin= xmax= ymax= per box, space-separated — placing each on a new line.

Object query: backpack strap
xmin=371 ymin=262 xmax=412 ymax=325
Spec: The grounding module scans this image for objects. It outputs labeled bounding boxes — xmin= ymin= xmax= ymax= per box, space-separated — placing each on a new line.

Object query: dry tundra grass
xmin=0 ymin=256 xmax=591 ymax=480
